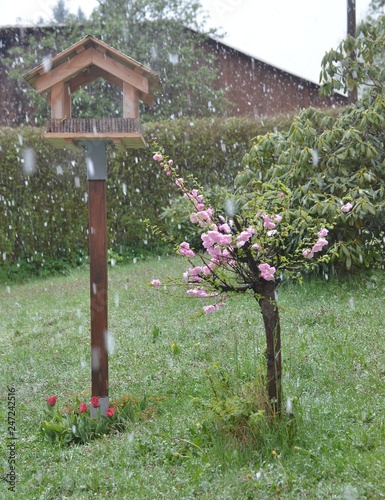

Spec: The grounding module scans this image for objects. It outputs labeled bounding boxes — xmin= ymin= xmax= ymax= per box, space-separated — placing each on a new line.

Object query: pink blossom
xmin=219 ymin=234 xmax=232 ymax=246
xmin=263 ymin=216 xmax=276 ymax=230
xmin=203 ymin=230 xmax=232 ymax=248
xmin=203 ymin=304 xmax=219 ymax=314
xmin=202 ymin=239 xmax=216 ymax=255
xmin=184 ymin=266 xmax=203 ymax=282
xmin=153 ymin=153 xmax=163 ymax=161
xmin=236 ymin=226 xmax=255 ymax=247
xmin=184 ymin=189 xmax=203 ymax=205
xmin=218 ymin=222 xmax=231 ymax=233
xmin=202 ymin=264 xmax=215 ymax=275
xmin=279 ymin=192 xmax=285 ymax=198
xmin=151 ymin=279 xmax=161 ymax=288
xmin=217 ymin=248 xmax=232 ymax=262
xmin=311 ymin=238 xmax=328 ymax=253
xmin=191 ymin=191 xmax=203 ymax=202
xmin=201 ymin=233 xmax=211 ymax=248
xmin=188 ymin=266 xmax=204 ymax=276
xmin=341 ymin=202 xmax=353 ymax=213
xmin=190 ymin=209 xmax=213 ymax=226
xmin=196 ymin=210 xmax=213 ymax=226
xmin=203 ymin=297 xmax=226 ymax=314
xmin=273 ymin=215 xmax=282 ymax=223
xmin=168 ymin=159 xmax=173 ymax=165
xmin=208 ymin=260 xmax=218 ymax=271
xmin=187 ymin=288 xmax=210 ymax=297
xmin=196 ymin=203 xmax=205 ymax=211
xmin=302 ymin=249 xmax=314 ymax=259
xmin=236 ymin=239 xmax=247 ymax=248
xmin=267 ymin=229 xmax=277 ymax=237
xmin=179 ymin=242 xmax=195 ymax=258
xmin=317 ymin=228 xmax=329 ymax=238
xmin=207 ymin=245 xmax=222 ymax=259
xmin=258 ymin=263 xmax=276 ymax=281
xmin=190 ymin=212 xmax=199 ymax=223
xmin=252 ymin=243 xmax=260 ymax=250
xmin=175 ymin=178 xmax=184 ymax=187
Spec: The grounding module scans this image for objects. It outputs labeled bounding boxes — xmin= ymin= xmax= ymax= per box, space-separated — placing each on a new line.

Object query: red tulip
xmin=91 ymin=396 xmax=100 ymax=408
xmin=106 ymin=407 xmax=116 ymax=417
xmin=47 ymin=396 xmax=57 ymax=407
xmin=79 ymin=403 xmax=88 ymax=413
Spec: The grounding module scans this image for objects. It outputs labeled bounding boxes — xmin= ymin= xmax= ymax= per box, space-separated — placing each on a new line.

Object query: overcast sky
xmin=0 ymin=0 xmax=373 ymax=83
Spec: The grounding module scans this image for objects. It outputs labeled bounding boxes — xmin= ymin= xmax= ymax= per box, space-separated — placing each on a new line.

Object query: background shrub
xmin=0 ymin=115 xmax=295 ymax=280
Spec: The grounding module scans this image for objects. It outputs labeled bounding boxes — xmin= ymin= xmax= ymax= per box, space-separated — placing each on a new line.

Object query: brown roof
xmin=23 ymin=34 xmax=162 ymax=97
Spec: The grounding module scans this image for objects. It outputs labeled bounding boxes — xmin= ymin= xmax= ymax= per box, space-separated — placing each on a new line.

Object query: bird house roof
xmin=24 ymin=34 xmax=162 ymax=101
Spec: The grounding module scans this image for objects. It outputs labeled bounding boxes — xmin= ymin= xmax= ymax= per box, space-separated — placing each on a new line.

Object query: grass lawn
xmin=1 ymin=256 xmax=385 ymax=499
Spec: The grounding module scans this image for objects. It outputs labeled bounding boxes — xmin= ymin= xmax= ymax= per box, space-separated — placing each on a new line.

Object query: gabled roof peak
xmin=24 ymin=34 xmax=162 ymax=94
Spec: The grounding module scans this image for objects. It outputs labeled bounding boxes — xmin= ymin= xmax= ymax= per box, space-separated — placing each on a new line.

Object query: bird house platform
xmin=45 ymin=117 xmax=145 ymax=150
xmin=24 ymin=35 xmax=162 ymax=150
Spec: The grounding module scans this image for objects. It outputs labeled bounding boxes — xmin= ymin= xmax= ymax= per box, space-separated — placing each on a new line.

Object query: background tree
xmin=86 ymin=0 xmax=226 ymax=120
xmin=320 ymin=11 xmax=385 ymax=97
xmin=3 ymin=0 xmax=226 ymax=125
xmin=369 ymin=0 xmax=385 ymax=15
xmin=3 ymin=23 xmax=85 ymax=126
xmin=3 ymin=0 xmax=85 ymax=125
xmin=77 ymin=7 xmax=86 ymax=23
xmin=52 ymin=0 xmax=70 ymax=23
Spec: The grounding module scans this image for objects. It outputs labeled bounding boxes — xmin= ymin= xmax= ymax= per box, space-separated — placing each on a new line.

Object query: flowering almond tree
xmin=150 ymin=141 xmax=352 ymax=416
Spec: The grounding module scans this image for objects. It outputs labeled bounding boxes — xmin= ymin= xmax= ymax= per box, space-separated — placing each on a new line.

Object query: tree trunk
xmin=257 ymin=280 xmax=282 ymax=416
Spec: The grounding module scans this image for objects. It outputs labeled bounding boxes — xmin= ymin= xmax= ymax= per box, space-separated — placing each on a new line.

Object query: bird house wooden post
xmin=24 ymin=35 xmax=161 ymax=416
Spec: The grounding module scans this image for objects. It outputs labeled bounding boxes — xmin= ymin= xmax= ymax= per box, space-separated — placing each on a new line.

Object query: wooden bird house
xmin=24 ymin=35 xmax=162 ymax=150
xmin=24 ymin=36 xmax=162 ymax=416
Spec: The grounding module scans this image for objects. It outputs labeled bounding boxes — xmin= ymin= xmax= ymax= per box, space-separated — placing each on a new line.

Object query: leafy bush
xmin=193 ymin=363 xmax=297 ymax=449
xmin=241 ymin=103 xmax=385 ymax=271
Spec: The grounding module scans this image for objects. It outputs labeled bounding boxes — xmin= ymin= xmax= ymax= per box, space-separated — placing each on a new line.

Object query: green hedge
xmin=0 ymin=127 xmax=87 ymax=279
xmin=0 ymin=115 xmax=294 ymax=280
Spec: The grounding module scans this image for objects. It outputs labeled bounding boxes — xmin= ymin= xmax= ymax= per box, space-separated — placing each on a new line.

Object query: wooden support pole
xmin=123 ymin=82 xmax=139 ymax=119
xmin=85 ymin=141 xmax=109 ymax=417
xmin=51 ymin=81 xmax=71 ymax=119
xmin=347 ymin=0 xmax=358 ymax=104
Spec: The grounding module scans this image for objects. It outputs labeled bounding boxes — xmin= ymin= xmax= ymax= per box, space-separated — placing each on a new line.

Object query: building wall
xmin=0 ymin=27 xmax=51 ymax=127
xmin=204 ymin=38 xmax=347 ymax=117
